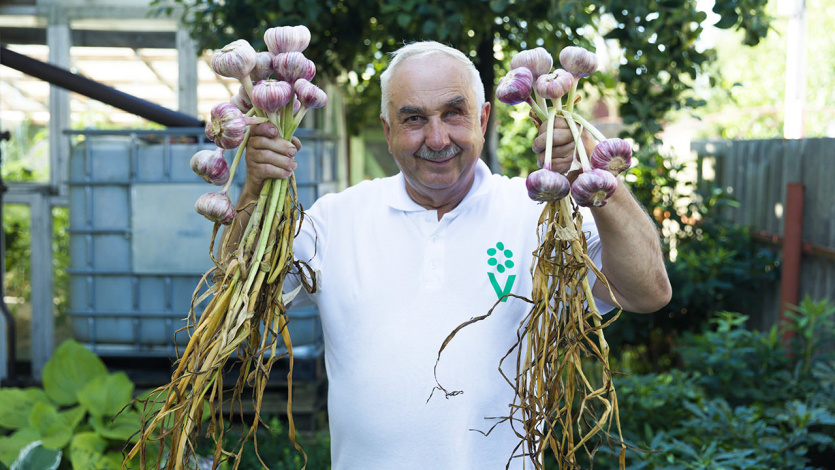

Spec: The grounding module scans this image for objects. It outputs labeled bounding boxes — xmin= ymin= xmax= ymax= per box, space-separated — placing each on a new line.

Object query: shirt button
xmin=430 ymin=260 xmax=440 ymax=269
xmin=430 ymin=236 xmax=439 ymax=243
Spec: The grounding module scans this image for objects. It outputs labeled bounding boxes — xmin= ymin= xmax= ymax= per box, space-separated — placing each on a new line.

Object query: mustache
xmin=415 ymin=144 xmax=462 ymax=161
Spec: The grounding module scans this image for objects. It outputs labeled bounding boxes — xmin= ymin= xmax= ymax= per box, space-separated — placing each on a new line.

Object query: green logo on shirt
xmin=487 ymin=242 xmax=516 ymax=302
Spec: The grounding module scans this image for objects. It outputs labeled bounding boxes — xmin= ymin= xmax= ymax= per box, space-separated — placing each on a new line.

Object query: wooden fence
xmin=692 ymin=138 xmax=835 ymax=330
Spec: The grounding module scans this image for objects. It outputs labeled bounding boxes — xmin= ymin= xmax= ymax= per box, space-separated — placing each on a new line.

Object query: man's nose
xmin=424 ymin=118 xmax=451 ymax=151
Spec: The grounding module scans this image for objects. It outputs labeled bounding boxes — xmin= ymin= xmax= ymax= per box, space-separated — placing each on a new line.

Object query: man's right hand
xmin=242 ymin=122 xmax=302 ymax=201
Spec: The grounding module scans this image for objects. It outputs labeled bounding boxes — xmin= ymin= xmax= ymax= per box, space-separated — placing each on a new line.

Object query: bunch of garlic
xmin=497 ymin=46 xmax=633 ymax=207
xmin=191 ymin=25 xmax=327 ymax=224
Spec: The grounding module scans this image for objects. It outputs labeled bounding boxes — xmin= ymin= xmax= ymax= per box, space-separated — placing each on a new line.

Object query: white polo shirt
xmin=287 ymin=159 xmax=611 ymax=469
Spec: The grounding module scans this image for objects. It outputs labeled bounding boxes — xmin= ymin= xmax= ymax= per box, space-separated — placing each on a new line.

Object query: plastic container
xmin=66 ymin=129 xmax=335 ymax=358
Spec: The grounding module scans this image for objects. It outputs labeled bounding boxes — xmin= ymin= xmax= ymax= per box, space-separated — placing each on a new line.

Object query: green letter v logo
xmin=488 ymin=272 xmax=516 ymax=302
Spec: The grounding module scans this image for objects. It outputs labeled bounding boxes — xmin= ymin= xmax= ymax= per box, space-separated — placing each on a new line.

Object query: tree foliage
xmin=155 ymin=0 xmax=771 ymax=142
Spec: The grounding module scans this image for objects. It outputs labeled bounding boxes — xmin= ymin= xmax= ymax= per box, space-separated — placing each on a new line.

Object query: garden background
xmin=1 ymin=0 xmax=834 ymax=468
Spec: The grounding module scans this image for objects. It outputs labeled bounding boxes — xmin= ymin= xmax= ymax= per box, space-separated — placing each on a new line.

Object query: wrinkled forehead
xmin=387 ymin=55 xmax=477 ymax=114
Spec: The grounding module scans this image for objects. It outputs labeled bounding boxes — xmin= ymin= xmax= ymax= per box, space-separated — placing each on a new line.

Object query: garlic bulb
xmin=272 ymin=52 xmax=316 ymax=84
xmin=205 ymin=102 xmax=264 ymax=149
xmin=210 ymin=39 xmax=257 ymax=79
xmin=249 ymin=51 xmax=276 ymax=82
xmin=194 ymin=190 xmax=236 ymax=225
xmin=559 ymin=46 xmax=598 ymax=78
xmin=230 ymin=85 xmax=252 ymax=113
xmin=249 ymin=79 xmax=293 ymax=114
xmin=535 ymin=69 xmax=575 ymax=101
xmin=294 ymin=79 xmax=328 ymax=109
xmin=190 ymin=148 xmax=229 ymax=186
xmin=571 ymin=169 xmax=618 ymax=207
xmin=589 ymin=138 xmax=633 ymax=176
xmin=526 ymin=169 xmax=571 ymax=202
xmin=264 ymin=25 xmax=311 ymax=54
xmin=496 ymin=67 xmax=534 ymax=106
xmin=510 ymin=47 xmax=553 ymax=80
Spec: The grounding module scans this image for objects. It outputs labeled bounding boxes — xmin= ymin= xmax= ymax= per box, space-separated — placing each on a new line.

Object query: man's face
xmin=381 ymin=55 xmax=490 ymax=209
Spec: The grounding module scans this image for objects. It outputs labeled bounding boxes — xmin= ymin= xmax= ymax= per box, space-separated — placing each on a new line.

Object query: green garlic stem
xmin=567 ymin=111 xmax=606 ymax=143
xmin=561 ymin=111 xmax=591 ymax=172
xmin=221 ymin=125 xmax=252 ymax=193
xmin=289 ymin=108 xmax=308 ymax=137
xmin=280 ymin=101 xmax=290 ymax=139
xmin=536 ymin=92 xmax=549 ymax=117
xmin=543 ymin=107 xmax=558 ymax=171
xmin=240 ymin=179 xmax=272 ymax=254
xmin=243 ymin=178 xmax=285 ymax=294
xmin=240 ymin=75 xmax=254 ymax=95
xmin=566 ymin=78 xmax=579 ymax=113
xmin=528 ymin=96 xmax=547 ymax=121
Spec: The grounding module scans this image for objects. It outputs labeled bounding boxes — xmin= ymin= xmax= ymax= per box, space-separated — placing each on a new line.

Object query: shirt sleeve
xmin=282 ymin=195 xmax=327 ymax=309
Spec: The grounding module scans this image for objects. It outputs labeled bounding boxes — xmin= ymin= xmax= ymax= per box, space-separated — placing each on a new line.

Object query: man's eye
xmin=405 ymin=116 xmax=424 ymax=123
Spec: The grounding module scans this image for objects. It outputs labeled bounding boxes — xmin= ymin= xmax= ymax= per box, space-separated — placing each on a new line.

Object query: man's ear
xmin=480 ymin=102 xmax=491 ymax=135
xmin=380 ymin=114 xmax=393 ymax=153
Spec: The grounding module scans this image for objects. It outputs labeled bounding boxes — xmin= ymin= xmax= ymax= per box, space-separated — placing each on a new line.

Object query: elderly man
xmin=229 ymin=41 xmax=670 ymax=469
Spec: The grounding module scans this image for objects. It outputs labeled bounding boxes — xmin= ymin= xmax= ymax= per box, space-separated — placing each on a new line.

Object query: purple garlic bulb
xmin=210 ymin=39 xmax=257 ymax=79
xmin=571 ymin=169 xmax=618 ymax=207
xmin=510 ymin=47 xmax=553 ymax=80
xmin=559 ymin=46 xmax=598 ymax=78
xmin=250 ymin=51 xmax=275 ymax=82
xmin=264 ymin=25 xmax=311 ymax=54
xmin=526 ymin=169 xmax=571 ymax=202
xmin=272 ymin=52 xmax=316 ymax=84
xmin=535 ymin=69 xmax=575 ymax=101
xmin=190 ymin=147 xmax=229 ymax=185
xmin=589 ymin=138 xmax=633 ymax=176
xmin=294 ymin=79 xmax=328 ymax=109
xmin=194 ymin=190 xmax=236 ymax=225
xmin=249 ymin=79 xmax=293 ymax=114
xmin=205 ymin=102 xmax=263 ymax=149
xmin=230 ymin=85 xmax=252 ymax=113
xmin=293 ymin=96 xmax=301 ymax=114
xmin=496 ymin=67 xmax=534 ymax=105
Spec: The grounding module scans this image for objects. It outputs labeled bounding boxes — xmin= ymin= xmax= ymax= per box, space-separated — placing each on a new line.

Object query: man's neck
xmin=404 ymin=179 xmax=473 ymax=220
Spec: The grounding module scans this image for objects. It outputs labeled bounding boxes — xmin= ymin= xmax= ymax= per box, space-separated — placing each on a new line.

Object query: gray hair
xmin=380 ymin=41 xmax=486 ymax=124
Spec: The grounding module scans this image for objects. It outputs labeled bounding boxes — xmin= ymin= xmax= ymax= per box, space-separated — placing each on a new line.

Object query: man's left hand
xmin=531 ymin=117 xmax=595 ymax=178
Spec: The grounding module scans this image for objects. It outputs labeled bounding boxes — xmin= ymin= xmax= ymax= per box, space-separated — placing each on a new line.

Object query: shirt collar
xmin=384 ymin=158 xmax=494 ymax=212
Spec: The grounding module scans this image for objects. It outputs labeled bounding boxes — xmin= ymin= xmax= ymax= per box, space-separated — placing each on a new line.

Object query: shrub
xmin=585 ymin=299 xmax=835 ymax=469
xmin=0 ymin=340 xmax=140 ymax=469
xmin=195 ymin=417 xmax=331 ymax=470
xmin=606 ymin=148 xmax=779 ymax=367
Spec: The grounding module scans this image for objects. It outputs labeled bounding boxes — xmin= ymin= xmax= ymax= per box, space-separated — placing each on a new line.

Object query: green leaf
xmin=489 ymin=0 xmax=507 ymax=13
xmin=77 ymin=372 xmax=134 ymax=418
xmin=27 ymin=404 xmax=71 ymax=450
xmin=0 ymin=429 xmax=39 ymax=467
xmin=396 ymin=13 xmax=411 ymax=29
xmin=68 ymin=433 xmax=110 ymax=470
xmin=714 ymin=12 xmax=739 ymax=30
xmin=10 ymin=441 xmax=61 ymax=470
xmin=57 ymin=407 xmax=86 ymax=432
xmin=88 ymin=410 xmax=142 ymax=441
xmin=0 ymin=389 xmax=50 ymax=430
xmin=42 ymin=340 xmax=108 ymax=407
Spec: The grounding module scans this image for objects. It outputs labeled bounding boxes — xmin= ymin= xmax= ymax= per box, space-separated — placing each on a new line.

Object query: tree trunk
xmin=475 ymin=33 xmax=500 ymax=173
